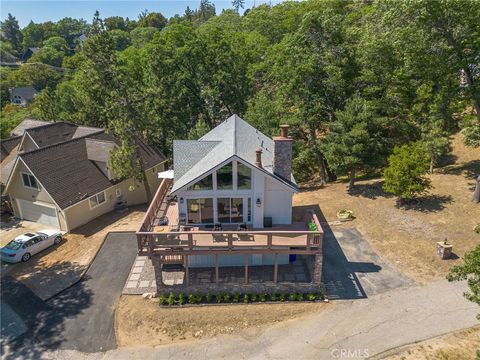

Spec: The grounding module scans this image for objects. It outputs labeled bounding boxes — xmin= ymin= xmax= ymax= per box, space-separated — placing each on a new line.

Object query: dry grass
xmin=115 ymin=295 xmax=327 ymax=346
xmin=385 ymin=326 xmax=480 ymax=360
xmin=294 ymin=135 xmax=480 ymax=283
xmin=4 ymin=206 xmax=147 ymax=299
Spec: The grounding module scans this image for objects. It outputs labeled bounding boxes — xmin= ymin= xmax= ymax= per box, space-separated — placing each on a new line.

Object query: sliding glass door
xmin=187 ymin=198 xmax=214 ymax=224
xmin=217 ymin=197 xmax=250 ymax=224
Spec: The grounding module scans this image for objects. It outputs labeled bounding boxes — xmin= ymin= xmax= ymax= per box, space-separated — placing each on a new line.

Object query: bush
xmin=224 ymin=293 xmax=231 ymax=302
xmin=195 ymin=292 xmax=203 ymax=304
xmin=289 ymin=292 xmax=297 ymax=301
xmin=206 ymin=291 xmax=212 ymax=303
xmin=297 ymin=293 xmax=304 ymax=301
xmin=269 ymin=292 xmax=277 ymax=301
xmin=279 ymin=293 xmax=286 ymax=301
xmin=317 ymin=291 xmax=325 ymax=300
xmin=383 ymin=142 xmax=431 ymax=201
xmin=233 ymin=292 xmax=240 ymax=303
xmin=167 ymin=292 xmax=175 ymax=305
xmin=243 ymin=294 xmax=249 ymax=303
xmin=474 ymin=224 xmax=480 ymax=234
xmin=259 ymin=293 xmax=266 ymax=302
xmin=159 ymin=293 xmax=167 ymax=305
xmin=308 ymin=292 xmax=316 ymax=301
xmin=250 ymin=293 xmax=257 ymax=302
xmin=178 ymin=293 xmax=186 ymax=305
xmin=215 ymin=292 xmax=223 ymax=303
xmin=188 ymin=294 xmax=196 ymax=304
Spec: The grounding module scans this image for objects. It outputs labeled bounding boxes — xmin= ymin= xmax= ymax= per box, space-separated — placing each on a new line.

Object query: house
xmin=2 ymin=121 xmax=167 ymax=231
xmin=20 ymin=47 xmax=40 ymax=62
xmin=136 ymin=115 xmax=323 ymax=293
xmin=9 ymin=87 xmax=38 ymax=106
xmin=171 ymin=114 xmax=298 ymax=228
xmin=9 ymin=119 xmax=51 ymax=137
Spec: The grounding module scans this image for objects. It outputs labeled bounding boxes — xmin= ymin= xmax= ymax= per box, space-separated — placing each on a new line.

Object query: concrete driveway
xmin=1 ymin=233 xmax=137 ymax=359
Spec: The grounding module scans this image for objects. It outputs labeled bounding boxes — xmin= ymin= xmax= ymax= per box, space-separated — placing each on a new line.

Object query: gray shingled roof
xmin=171 ymin=115 xmax=297 ymax=193
xmin=10 ymin=119 xmax=51 ymax=137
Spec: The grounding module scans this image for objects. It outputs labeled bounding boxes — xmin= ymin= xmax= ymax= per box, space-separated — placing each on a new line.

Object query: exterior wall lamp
xmin=179 ymin=197 xmax=184 ymax=204
xmin=256 ymin=197 xmax=262 ymax=207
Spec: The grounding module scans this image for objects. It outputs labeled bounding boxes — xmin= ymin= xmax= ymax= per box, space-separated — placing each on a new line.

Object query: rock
xmin=142 ymin=292 xmax=154 ymax=299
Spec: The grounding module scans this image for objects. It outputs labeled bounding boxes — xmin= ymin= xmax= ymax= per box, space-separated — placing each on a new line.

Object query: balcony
xmin=136 ymin=178 xmax=324 ymax=257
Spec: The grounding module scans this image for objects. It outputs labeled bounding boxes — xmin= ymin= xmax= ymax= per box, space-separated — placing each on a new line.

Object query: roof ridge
xmin=20 ymin=130 xmax=105 ymax=158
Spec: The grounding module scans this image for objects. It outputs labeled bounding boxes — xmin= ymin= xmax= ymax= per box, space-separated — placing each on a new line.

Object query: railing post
xmin=228 ymin=233 xmax=233 ymax=249
xmin=188 ymin=233 xmax=193 ymax=250
xmin=267 ymin=233 xmax=272 ymax=248
xmin=149 ymin=234 xmax=154 ymax=255
xmin=273 ymin=254 xmax=278 ymax=283
xmin=215 ymin=254 xmax=219 ymax=284
xmin=244 ymin=254 xmax=249 ymax=284
xmin=184 ymin=255 xmax=189 ymax=286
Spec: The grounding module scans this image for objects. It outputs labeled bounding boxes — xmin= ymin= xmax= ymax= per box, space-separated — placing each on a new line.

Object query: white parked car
xmin=1 ymin=230 xmax=63 ymax=263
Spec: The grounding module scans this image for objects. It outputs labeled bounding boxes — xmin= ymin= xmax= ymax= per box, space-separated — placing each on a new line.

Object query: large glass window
xmin=217 ymin=198 xmax=244 ymax=223
xmin=237 ymin=162 xmax=251 ymax=190
xmin=187 ymin=198 xmax=214 ymax=224
xmin=216 ymin=162 xmax=233 ymax=189
xmin=189 ymin=174 xmax=213 ymax=190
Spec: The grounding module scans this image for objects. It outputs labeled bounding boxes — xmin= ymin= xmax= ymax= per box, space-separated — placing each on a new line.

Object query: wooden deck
xmin=136 ymin=178 xmax=324 ymax=257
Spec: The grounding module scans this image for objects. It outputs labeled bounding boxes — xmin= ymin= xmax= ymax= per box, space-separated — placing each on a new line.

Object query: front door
xmin=217 ymin=197 xmax=251 ymax=224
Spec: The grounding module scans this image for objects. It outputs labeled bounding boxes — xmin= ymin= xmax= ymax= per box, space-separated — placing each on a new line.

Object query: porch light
xmin=180 ymin=197 xmax=184 ymax=204
xmin=256 ymin=197 xmax=262 ymax=207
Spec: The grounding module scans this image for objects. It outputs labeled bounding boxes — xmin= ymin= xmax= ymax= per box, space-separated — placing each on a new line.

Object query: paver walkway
xmin=41 ymin=280 xmax=479 ymax=360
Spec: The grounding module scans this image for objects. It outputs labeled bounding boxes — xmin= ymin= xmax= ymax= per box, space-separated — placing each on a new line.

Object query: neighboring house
xmin=77 ymin=33 xmax=87 ymax=46
xmin=9 ymin=87 xmax=38 ymax=106
xmin=20 ymin=47 xmax=40 ymax=62
xmin=136 ymin=115 xmax=323 ymax=293
xmin=171 ymin=114 xmax=298 ymax=228
xmin=2 ymin=121 xmax=167 ymax=231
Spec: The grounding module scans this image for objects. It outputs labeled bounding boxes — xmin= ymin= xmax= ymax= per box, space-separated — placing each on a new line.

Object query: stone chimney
xmin=255 ymin=148 xmax=263 ymax=168
xmin=273 ymin=124 xmax=293 ymax=180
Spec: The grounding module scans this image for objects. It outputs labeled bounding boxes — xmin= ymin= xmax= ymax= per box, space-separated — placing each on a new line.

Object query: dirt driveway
xmin=0 ymin=219 xmax=46 ymax=247
xmin=1 ymin=206 xmax=146 ymax=300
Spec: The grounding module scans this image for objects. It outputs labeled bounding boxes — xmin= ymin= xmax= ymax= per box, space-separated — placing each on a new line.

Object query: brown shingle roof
xmin=18 ymin=130 xmax=166 ymax=209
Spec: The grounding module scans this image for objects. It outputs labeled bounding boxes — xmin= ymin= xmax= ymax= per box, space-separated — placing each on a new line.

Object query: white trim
xmin=88 ymin=191 xmax=107 ymax=209
xmin=20 ymin=171 xmax=40 ymax=191
xmin=18 ymin=131 xmax=40 ymax=152
xmin=4 ymin=158 xmax=63 ymax=211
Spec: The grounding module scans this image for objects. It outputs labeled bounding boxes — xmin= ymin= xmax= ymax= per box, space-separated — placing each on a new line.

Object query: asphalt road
xmin=2 ymin=233 xmax=137 ymax=359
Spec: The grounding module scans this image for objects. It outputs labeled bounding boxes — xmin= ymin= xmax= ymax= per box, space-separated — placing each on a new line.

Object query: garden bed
xmin=159 ymin=290 xmax=325 ymax=307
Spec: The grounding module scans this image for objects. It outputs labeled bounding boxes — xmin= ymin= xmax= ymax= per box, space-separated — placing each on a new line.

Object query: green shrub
xmin=195 ymin=292 xmax=203 ymax=304
xmin=474 ymin=224 xmax=480 ymax=234
xmin=224 ymin=293 xmax=231 ymax=302
xmin=297 ymin=293 xmax=304 ymax=301
xmin=243 ymin=294 xmax=249 ymax=303
xmin=289 ymin=292 xmax=297 ymax=301
xmin=188 ymin=294 xmax=196 ymax=304
xmin=178 ymin=293 xmax=186 ymax=305
xmin=215 ymin=292 xmax=223 ymax=303
xmin=233 ymin=292 xmax=240 ymax=303
xmin=279 ymin=293 xmax=286 ymax=301
xmin=206 ymin=292 xmax=212 ymax=303
xmin=259 ymin=293 xmax=266 ymax=302
xmin=269 ymin=292 xmax=277 ymax=301
xmin=159 ymin=294 xmax=167 ymax=305
xmin=250 ymin=293 xmax=257 ymax=302
xmin=167 ymin=292 xmax=175 ymax=305
xmin=317 ymin=290 xmax=325 ymax=300
xmin=307 ymin=292 xmax=316 ymax=301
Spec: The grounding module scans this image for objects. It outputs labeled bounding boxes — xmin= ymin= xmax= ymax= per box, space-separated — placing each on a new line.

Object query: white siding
xmin=188 ymin=254 xmax=289 ymax=268
xmin=264 ymin=176 xmax=293 ymax=224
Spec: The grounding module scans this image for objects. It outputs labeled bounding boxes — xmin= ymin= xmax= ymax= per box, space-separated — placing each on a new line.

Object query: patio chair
xmin=237 ymin=223 xmax=247 ymax=231
xmin=214 ymin=223 xmax=222 ymax=231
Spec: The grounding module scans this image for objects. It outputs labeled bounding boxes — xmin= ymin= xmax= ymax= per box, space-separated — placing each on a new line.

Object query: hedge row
xmin=159 ymin=290 xmax=325 ymax=306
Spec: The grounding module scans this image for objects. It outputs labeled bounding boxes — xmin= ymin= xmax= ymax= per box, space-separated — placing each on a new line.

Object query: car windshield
xmin=4 ymin=240 xmax=22 ymax=250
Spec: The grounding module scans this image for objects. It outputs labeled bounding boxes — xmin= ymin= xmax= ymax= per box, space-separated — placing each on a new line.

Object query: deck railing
xmin=136 ymin=177 xmax=324 ymax=256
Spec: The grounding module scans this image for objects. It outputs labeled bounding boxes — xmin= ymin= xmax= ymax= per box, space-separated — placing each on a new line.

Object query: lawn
xmin=294 ymin=135 xmax=480 ymax=283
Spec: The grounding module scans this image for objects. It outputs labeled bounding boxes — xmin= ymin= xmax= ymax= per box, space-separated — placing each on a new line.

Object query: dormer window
xmin=21 ymin=173 xmax=39 ymax=190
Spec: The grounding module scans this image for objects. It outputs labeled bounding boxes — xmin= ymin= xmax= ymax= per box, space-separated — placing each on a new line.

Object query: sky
xmin=1 ymin=0 xmax=282 ymax=28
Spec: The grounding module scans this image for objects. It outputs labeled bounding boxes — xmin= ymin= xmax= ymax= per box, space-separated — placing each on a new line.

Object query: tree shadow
xmin=1 ymin=269 xmax=93 ymax=360
xmin=441 ymin=159 xmax=480 ymax=179
xmin=347 ymin=180 xmax=394 ymax=200
xmin=69 ymin=204 xmax=147 ymax=237
xmin=294 ymin=205 xmax=382 ymax=300
xmin=400 ymin=194 xmax=454 ymax=213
